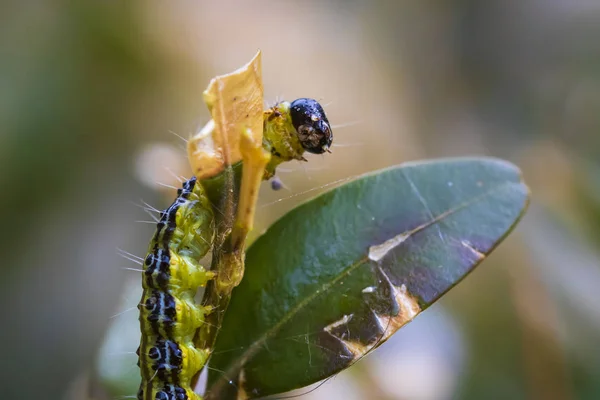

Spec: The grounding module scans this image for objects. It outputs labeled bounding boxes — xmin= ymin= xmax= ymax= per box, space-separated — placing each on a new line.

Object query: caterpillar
xmin=136 ymin=98 xmax=332 ymax=400
xmin=137 ymin=177 xmax=215 ymax=400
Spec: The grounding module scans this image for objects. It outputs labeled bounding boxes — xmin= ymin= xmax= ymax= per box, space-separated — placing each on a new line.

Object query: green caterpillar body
xmin=137 ymin=177 xmax=214 ymax=400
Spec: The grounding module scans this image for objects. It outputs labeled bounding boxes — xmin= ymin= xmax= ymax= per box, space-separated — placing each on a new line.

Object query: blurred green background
xmin=2 ymin=2 xmax=599 ymax=400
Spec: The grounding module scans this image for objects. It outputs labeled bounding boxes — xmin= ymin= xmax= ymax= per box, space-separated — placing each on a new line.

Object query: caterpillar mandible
xmin=136 ymin=98 xmax=333 ymax=400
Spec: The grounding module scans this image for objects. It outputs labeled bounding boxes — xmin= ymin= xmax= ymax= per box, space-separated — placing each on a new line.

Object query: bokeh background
xmin=2 ymin=2 xmax=600 ymax=399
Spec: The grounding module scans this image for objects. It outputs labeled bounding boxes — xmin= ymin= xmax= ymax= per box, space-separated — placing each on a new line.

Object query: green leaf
xmin=206 ymin=157 xmax=530 ymax=399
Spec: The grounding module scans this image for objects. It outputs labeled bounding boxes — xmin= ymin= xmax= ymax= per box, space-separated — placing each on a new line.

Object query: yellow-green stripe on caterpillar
xmin=136 ymin=98 xmax=332 ymax=400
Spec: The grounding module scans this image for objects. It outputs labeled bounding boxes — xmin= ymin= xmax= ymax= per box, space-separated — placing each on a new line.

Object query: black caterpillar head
xmin=290 ymin=98 xmax=333 ymax=154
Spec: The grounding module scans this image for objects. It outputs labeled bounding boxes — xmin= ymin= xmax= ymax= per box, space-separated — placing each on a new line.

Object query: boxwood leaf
xmin=206 ymin=157 xmax=530 ymax=399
